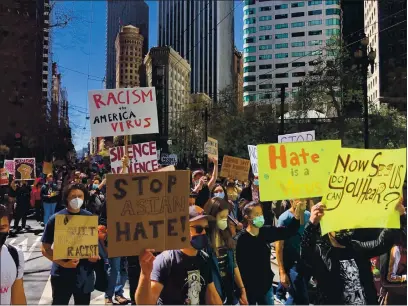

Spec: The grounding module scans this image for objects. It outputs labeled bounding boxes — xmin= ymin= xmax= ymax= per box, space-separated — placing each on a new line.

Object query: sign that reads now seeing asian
xmin=88 ymin=87 xmax=159 ymax=137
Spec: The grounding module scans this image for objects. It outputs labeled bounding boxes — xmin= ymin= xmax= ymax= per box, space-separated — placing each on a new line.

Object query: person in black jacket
xmin=301 ymin=201 xmax=406 ymax=305
xmin=13 ymin=180 xmax=31 ymax=232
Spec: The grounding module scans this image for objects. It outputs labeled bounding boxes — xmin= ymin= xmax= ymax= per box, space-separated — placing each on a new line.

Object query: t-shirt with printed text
xmin=0 ymin=245 xmax=24 ymax=305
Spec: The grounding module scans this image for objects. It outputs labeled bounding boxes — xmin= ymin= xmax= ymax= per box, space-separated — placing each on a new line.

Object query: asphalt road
xmin=7 ymin=219 xmax=280 ymax=305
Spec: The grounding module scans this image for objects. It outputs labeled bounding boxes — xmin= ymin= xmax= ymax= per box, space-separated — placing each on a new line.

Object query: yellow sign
xmin=220 ymin=155 xmax=251 ymax=182
xmin=257 ymin=140 xmax=341 ymax=201
xmin=53 ymin=215 xmax=99 ymax=260
xmin=43 ymin=162 xmax=53 ymax=175
xmin=320 ymin=148 xmax=406 ymax=235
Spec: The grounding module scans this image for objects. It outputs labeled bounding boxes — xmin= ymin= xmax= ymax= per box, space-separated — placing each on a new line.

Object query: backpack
xmin=6 ymin=244 xmax=19 ymax=278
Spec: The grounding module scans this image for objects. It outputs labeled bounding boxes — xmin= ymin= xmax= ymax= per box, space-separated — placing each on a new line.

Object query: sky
xmin=52 ymin=0 xmax=244 ymax=152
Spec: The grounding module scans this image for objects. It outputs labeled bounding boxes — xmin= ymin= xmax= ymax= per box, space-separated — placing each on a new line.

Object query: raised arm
xmin=208 ymin=157 xmax=218 ymax=190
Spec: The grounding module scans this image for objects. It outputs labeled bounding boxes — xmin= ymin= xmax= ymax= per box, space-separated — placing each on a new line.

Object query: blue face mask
xmin=253 ymin=179 xmax=259 ymax=186
xmin=214 ymin=191 xmax=225 ymax=199
xmin=190 ymin=234 xmax=208 ymax=250
xmin=92 ymin=184 xmax=99 ymax=190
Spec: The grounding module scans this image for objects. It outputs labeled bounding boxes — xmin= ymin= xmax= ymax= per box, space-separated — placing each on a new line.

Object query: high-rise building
xmin=106 ymin=0 xmax=149 ymax=89
xmin=115 ymin=25 xmax=144 ymax=88
xmin=144 ymin=46 xmax=191 ymax=150
xmin=158 ymin=0 xmax=234 ymax=100
xmin=51 ymin=62 xmax=62 ymax=128
xmin=364 ymin=0 xmax=406 ymax=110
xmin=243 ymin=0 xmax=341 ymax=106
xmin=233 ymin=48 xmax=244 ymax=112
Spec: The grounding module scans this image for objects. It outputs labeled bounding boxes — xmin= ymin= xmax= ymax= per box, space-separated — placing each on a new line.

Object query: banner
xmin=88 ymin=87 xmax=159 ymax=137
xmin=14 ymin=158 xmax=36 ymax=180
xmin=278 ymin=130 xmax=315 ymax=143
xmin=109 ymin=141 xmax=159 ymax=174
xmin=204 ymin=137 xmax=218 ymax=160
xmin=0 ymin=169 xmax=8 ymax=185
xmin=320 ymin=148 xmax=406 ymax=234
xmin=43 ymin=162 xmax=53 ymax=175
xmin=161 ymin=153 xmax=178 ymax=166
xmin=4 ymin=160 xmax=15 ymax=178
xmin=220 ymin=155 xmax=251 ymax=182
xmin=53 ymin=215 xmax=99 ymax=260
xmin=248 ymin=145 xmax=258 ymax=176
xmin=106 ymin=170 xmax=190 ymax=257
xmin=257 ymin=140 xmax=341 ymax=201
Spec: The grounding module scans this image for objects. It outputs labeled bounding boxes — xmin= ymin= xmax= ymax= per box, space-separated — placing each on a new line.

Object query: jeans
xmin=276 ymin=283 xmax=287 ymax=300
xmin=127 ymin=256 xmax=141 ymax=305
xmin=51 ymin=276 xmax=91 ymax=305
xmin=105 ymin=257 xmax=128 ymax=298
xmin=285 ymin=265 xmax=309 ymax=305
xmin=115 ymin=257 xmax=128 ymax=296
xmin=247 ymin=286 xmax=274 ymax=305
xmin=43 ymin=202 xmax=57 ymax=225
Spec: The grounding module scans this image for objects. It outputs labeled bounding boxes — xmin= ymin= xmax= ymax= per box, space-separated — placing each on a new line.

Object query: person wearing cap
xmin=136 ymin=205 xmax=223 ymax=305
xmin=192 ymin=157 xmax=218 ymax=208
xmin=41 ymin=173 xmax=59 ymax=225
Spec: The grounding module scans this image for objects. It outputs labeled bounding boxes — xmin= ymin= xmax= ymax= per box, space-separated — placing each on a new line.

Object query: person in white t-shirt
xmin=0 ymin=204 xmax=26 ymax=305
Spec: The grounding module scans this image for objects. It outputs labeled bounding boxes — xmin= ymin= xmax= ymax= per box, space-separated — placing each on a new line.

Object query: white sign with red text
xmin=109 ymin=141 xmax=159 ymax=174
xmin=88 ymin=87 xmax=159 ymax=137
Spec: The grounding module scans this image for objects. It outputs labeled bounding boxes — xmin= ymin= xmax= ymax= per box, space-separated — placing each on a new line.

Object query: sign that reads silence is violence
xmin=220 ymin=156 xmax=251 ymax=182
xmin=14 ymin=158 xmax=36 ymax=180
xmin=320 ymin=148 xmax=407 ymax=235
xmin=53 ymin=215 xmax=99 ymax=260
xmin=257 ymin=140 xmax=341 ymax=201
xmin=106 ymin=170 xmax=190 ymax=257
xmin=278 ymin=130 xmax=315 ymax=143
xmin=88 ymin=87 xmax=159 ymax=137
xmin=109 ymin=141 xmax=159 ymax=174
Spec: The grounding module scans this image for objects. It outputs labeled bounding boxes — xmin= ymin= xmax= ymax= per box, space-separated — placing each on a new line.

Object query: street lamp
xmin=354 ymin=33 xmax=376 ymax=148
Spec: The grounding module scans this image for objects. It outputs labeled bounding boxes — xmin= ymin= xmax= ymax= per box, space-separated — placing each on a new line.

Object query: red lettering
xmin=134 ymin=119 xmax=142 ymax=127
xmin=132 ymin=90 xmax=141 ymax=103
xmin=151 ymin=159 xmax=159 ymax=171
xmin=93 ymin=94 xmax=105 ymax=109
xmin=142 ymin=143 xmax=150 ymax=155
xmin=126 ymin=120 xmax=134 ymax=129
xmin=126 ymin=144 xmax=134 ymax=159
xmin=269 ymin=145 xmax=287 ymax=169
xmin=110 ymin=147 xmax=118 ymax=162
xmin=107 ymin=92 xmax=118 ymax=105
xmin=117 ymin=91 xmax=126 ymax=104
xmin=149 ymin=141 xmax=157 ymax=155
xmin=111 ymin=122 xmax=119 ymax=132
xmin=141 ymin=89 xmax=153 ymax=102
xmin=0 ymin=287 xmax=9 ymax=294
xmin=144 ymin=118 xmax=151 ymax=128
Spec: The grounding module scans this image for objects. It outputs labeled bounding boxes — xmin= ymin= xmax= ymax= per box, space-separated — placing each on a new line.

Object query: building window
xmin=260 ymin=6 xmax=272 ymax=11
xmin=326 ymin=0 xmax=339 ymax=4
xmin=275 ymin=43 xmax=288 ymax=49
xmin=245 ymin=0 xmax=256 ymax=5
xmin=244 ymin=94 xmax=257 ymax=102
xmin=245 ymin=17 xmax=256 ymax=24
xmin=292 ymin=82 xmax=302 ymax=87
xmin=259 ymin=84 xmax=273 ymax=89
xmin=309 ymin=40 xmax=323 ymax=46
xmin=292 ymin=32 xmax=305 ymax=37
xmin=309 ymin=50 xmax=323 ymax=55
xmin=244 ymin=7 xmax=256 ymax=15
xmin=291 ymin=22 xmax=305 ymax=28
xmin=244 ymin=85 xmax=256 ymax=92
xmin=292 ymin=41 xmax=305 ymax=47
xmin=276 ymin=63 xmax=289 ymax=68
xmin=275 ymin=23 xmax=288 ymax=29
xmin=245 ymin=36 xmax=256 ymax=43
xmin=326 ymin=8 xmax=341 ymax=15
xmin=308 ymin=19 xmax=322 ymax=26
xmin=308 ymin=0 xmax=322 ymax=5
xmin=275 ymin=14 xmax=288 ymax=19
xmin=259 ymin=64 xmax=272 ymax=69
xmin=275 ymin=53 xmax=289 ymax=58
xmin=326 ymin=28 xmax=340 ymax=36
xmin=276 ymin=73 xmax=288 ymax=78
xmin=326 ymin=18 xmax=340 ymax=25
xmin=244 ymin=46 xmax=257 ymax=53
xmin=275 ymin=4 xmax=288 ymax=10
xmin=244 ymin=27 xmax=256 ymax=34
xmin=259 ymin=44 xmax=273 ymax=50
xmin=244 ymin=56 xmax=256 ymax=63
xmin=259 ymin=16 xmax=272 ymax=21
xmin=292 ymin=62 xmax=306 ymax=67
xmin=275 ymin=83 xmax=289 ymax=88
xmin=309 ymin=30 xmax=322 ymax=35
xmin=275 ymin=33 xmax=289 ymax=39
xmin=291 ymin=2 xmax=305 ymax=8
xmin=259 ymin=74 xmax=273 ymax=80
xmin=244 ymin=75 xmax=256 ymax=82
xmin=259 ymin=35 xmax=273 ymax=40
xmin=292 ymin=12 xmax=305 ymax=17
xmin=244 ymin=66 xmax=256 ymax=72
xmin=259 ymin=25 xmax=273 ymax=31
xmin=292 ymin=51 xmax=306 ymax=57
xmin=308 ymin=9 xmax=322 ymax=15
xmin=260 ymin=54 xmax=273 ymax=60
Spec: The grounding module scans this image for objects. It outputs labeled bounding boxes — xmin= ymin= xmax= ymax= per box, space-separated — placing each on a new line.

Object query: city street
xmin=7 ymin=219 xmax=280 ymax=305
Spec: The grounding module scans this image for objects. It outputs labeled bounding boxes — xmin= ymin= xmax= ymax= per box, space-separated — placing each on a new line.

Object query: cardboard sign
xmin=106 ymin=170 xmax=190 ymax=257
xmin=53 ymin=215 xmax=99 ymax=260
xmin=14 ymin=158 xmax=36 ymax=180
xmin=156 ymin=165 xmax=176 ymax=172
xmin=0 ymin=169 xmax=8 ymax=185
xmin=88 ymin=87 xmax=159 ymax=137
xmin=4 ymin=160 xmax=15 ymax=178
xmin=204 ymin=137 xmax=218 ymax=160
xmin=278 ymin=130 xmax=315 ymax=143
xmin=161 ymin=153 xmax=178 ymax=166
xmin=43 ymin=162 xmax=53 ymax=175
xmin=248 ymin=145 xmax=258 ymax=176
xmin=220 ymin=155 xmax=251 ymax=182
xmin=109 ymin=141 xmax=159 ymax=174
xmin=320 ymin=148 xmax=406 ymax=235
xmin=257 ymin=140 xmax=341 ymax=201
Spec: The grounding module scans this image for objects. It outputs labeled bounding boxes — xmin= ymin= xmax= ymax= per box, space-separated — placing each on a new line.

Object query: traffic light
xmin=14 ymin=133 xmax=22 ymax=148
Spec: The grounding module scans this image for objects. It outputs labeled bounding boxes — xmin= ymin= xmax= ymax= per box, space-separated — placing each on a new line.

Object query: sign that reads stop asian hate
xmin=88 ymin=87 xmax=159 ymax=137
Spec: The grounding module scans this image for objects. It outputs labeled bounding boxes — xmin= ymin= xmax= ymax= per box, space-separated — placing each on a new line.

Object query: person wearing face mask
xmin=41 ymin=173 xmax=59 ymax=225
xmin=41 ymin=183 xmax=100 ymax=305
xmin=301 ymin=200 xmax=406 ymax=305
xmin=136 ymin=205 xmax=223 ymax=305
xmin=236 ymin=201 xmax=303 ymax=305
xmin=0 ymin=204 xmax=27 ymax=305
xmin=192 ymin=157 xmax=218 ymax=208
xmin=204 ymin=197 xmax=248 ymax=305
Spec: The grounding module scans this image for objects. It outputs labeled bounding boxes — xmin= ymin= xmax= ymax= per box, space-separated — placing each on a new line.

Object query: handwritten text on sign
xmin=320 ymin=148 xmax=407 ymax=234
xmin=248 ymin=145 xmax=258 ymax=176
xmin=14 ymin=158 xmax=36 ymax=180
xmin=88 ymin=87 xmax=159 ymax=137
xmin=53 ymin=215 xmax=99 ymax=260
xmin=106 ymin=171 xmax=190 ymax=257
xmin=257 ymin=140 xmax=341 ymax=201
xmin=204 ymin=137 xmax=218 ymax=160
xmin=109 ymin=141 xmax=159 ymax=174
xmin=220 ymin=156 xmax=251 ymax=182
xmin=278 ymin=130 xmax=315 ymax=143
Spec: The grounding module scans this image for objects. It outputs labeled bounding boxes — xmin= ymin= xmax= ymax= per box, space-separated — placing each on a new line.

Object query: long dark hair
xmin=204 ymin=197 xmax=235 ymax=251
xmin=211 ymin=184 xmax=229 ymax=201
xmin=62 ymin=183 xmax=89 ymax=206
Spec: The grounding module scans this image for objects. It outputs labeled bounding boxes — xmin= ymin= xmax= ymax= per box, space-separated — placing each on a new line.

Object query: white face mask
xmin=217 ymin=218 xmax=228 ymax=231
xmin=70 ymin=197 xmax=83 ymax=210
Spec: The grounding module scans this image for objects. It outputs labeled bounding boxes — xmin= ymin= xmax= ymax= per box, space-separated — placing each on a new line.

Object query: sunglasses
xmin=190 ymin=225 xmax=209 ymax=234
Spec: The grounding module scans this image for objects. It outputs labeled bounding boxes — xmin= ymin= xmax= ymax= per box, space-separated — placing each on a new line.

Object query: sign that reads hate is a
xmin=88 ymin=87 xmax=159 ymax=137
xmin=257 ymin=140 xmax=341 ymax=201
xmin=109 ymin=141 xmax=159 ymax=174
xmin=278 ymin=130 xmax=315 ymax=143
xmin=220 ymin=156 xmax=251 ymax=182
xmin=53 ymin=215 xmax=99 ymax=260
xmin=320 ymin=148 xmax=407 ymax=235
xmin=106 ymin=170 xmax=190 ymax=257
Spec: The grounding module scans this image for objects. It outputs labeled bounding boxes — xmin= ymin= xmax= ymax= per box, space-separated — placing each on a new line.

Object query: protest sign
xmin=106 ymin=170 xmax=190 ymax=257
xmin=220 ymin=156 xmax=251 ymax=182
xmin=53 ymin=215 xmax=99 ymax=260
xmin=0 ymin=169 xmax=8 ymax=185
xmin=320 ymin=148 xmax=407 ymax=235
xmin=161 ymin=153 xmax=178 ymax=166
xmin=156 ymin=165 xmax=176 ymax=172
xmin=14 ymin=158 xmax=36 ymax=180
xmin=88 ymin=87 xmax=159 ymax=137
xmin=109 ymin=141 xmax=159 ymax=174
xmin=257 ymin=140 xmax=341 ymax=201
xmin=278 ymin=130 xmax=315 ymax=143
xmin=4 ymin=160 xmax=15 ymax=178
xmin=204 ymin=137 xmax=218 ymax=160
xmin=43 ymin=162 xmax=53 ymax=175
xmin=248 ymin=145 xmax=258 ymax=176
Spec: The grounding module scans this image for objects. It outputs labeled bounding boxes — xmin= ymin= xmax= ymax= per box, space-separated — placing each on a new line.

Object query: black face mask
xmin=334 ymin=230 xmax=354 ymax=246
xmin=0 ymin=232 xmax=8 ymax=248
xmin=190 ymin=234 xmax=209 ymax=250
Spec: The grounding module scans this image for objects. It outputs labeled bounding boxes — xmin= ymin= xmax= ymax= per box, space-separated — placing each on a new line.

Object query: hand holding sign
xmin=309 ymin=203 xmax=325 ymax=225
xmin=88 ymin=255 xmax=100 ymax=263
xmin=60 ymin=259 xmax=79 ymax=269
xmin=395 ymin=197 xmax=405 ymax=216
xmin=139 ymin=249 xmax=156 ymax=276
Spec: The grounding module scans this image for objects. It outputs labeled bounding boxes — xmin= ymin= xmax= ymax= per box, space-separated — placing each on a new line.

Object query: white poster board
xmin=161 ymin=153 xmax=178 ymax=166
xmin=247 ymin=145 xmax=258 ymax=176
xmin=278 ymin=130 xmax=315 ymax=143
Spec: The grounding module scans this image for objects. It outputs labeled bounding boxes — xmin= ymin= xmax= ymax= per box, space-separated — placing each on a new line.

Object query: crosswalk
xmin=7 ymin=236 xmax=42 ymax=261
